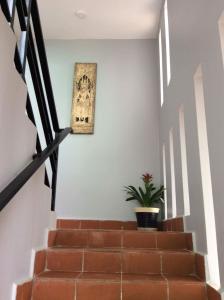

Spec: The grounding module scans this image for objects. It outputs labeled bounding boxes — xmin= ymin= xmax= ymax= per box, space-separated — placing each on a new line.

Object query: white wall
xmin=46 ymin=39 xmax=161 ymax=221
xmin=0 ymin=10 xmax=53 ymax=300
xmin=0 ymin=167 xmax=52 ymax=300
xmin=159 ymin=0 xmax=224 ymax=290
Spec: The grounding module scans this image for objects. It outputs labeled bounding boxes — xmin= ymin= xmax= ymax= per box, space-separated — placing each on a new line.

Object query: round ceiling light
xmin=75 ymin=10 xmax=87 ymax=19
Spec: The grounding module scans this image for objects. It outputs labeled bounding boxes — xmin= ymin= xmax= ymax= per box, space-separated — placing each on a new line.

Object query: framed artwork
xmin=71 ymin=63 xmax=97 ymax=134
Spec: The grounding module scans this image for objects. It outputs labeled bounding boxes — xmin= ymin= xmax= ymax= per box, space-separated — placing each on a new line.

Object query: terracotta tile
xmin=161 ymin=221 xmax=166 ymax=231
xmin=123 ymin=231 xmax=156 ymax=249
xmin=56 ymin=219 xmax=61 ymax=228
xmin=168 ymin=220 xmax=173 ymax=231
xmin=122 ymin=274 xmax=165 ymax=282
xmin=207 ymin=284 xmax=221 ymax=300
xmin=16 ymin=281 xmax=32 ymax=300
xmin=47 ymin=249 xmax=83 ymax=272
xmin=34 ymin=250 xmax=46 ymax=275
xmin=157 ymin=221 xmax=164 ymax=231
xmin=170 ymin=220 xmax=176 ymax=231
xmin=55 ymin=230 xmax=88 ymax=247
xmin=186 ymin=233 xmax=193 ymax=250
xmin=48 ymin=231 xmax=57 ymax=247
xmin=169 ymin=281 xmax=207 ymax=300
xmin=78 ymin=272 xmax=120 ymax=281
xmin=167 ymin=220 xmax=172 ymax=231
xmin=173 ymin=218 xmax=184 ymax=232
xmin=122 ymin=251 xmax=161 ymax=274
xmin=123 ymin=221 xmax=137 ymax=230
xmin=162 ymin=252 xmax=195 ymax=275
xmin=38 ymin=271 xmax=80 ymax=279
xmin=99 ymin=220 xmax=123 ymax=230
xmin=122 ymin=280 xmax=167 ymax=300
xmin=80 ymin=220 xmax=100 ymax=229
xmin=88 ymin=230 xmax=121 ymax=248
xmin=77 ymin=281 xmax=120 ymax=300
xmin=163 ymin=220 xmax=173 ymax=231
xmin=161 ymin=217 xmax=185 ymax=232
xmin=165 ymin=275 xmax=203 ymax=283
xmin=32 ymin=279 xmax=75 ymax=300
xmin=195 ymin=254 xmax=206 ymax=280
xmin=57 ymin=219 xmax=81 ymax=229
xmin=157 ymin=232 xmax=188 ymax=250
xmin=84 ymin=250 xmax=121 ymax=273
xmin=161 ymin=221 xmax=168 ymax=231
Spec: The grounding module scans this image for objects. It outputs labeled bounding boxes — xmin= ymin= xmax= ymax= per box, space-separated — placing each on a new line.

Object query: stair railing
xmin=0 ymin=0 xmax=71 ymax=211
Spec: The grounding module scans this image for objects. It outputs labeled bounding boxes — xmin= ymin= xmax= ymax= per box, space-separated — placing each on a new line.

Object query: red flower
xmin=142 ymin=173 xmax=153 ymax=183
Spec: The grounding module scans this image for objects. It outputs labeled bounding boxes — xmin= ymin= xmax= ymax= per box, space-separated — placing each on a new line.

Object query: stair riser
xmin=57 ymin=219 xmax=137 ymax=230
xmin=49 ymin=230 xmax=193 ymax=250
xmin=46 ymin=250 xmax=195 ymax=275
xmin=32 ymin=279 xmax=206 ymax=300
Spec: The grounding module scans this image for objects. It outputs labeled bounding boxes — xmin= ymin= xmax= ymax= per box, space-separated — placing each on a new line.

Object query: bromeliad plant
xmin=124 ymin=173 xmax=165 ymax=207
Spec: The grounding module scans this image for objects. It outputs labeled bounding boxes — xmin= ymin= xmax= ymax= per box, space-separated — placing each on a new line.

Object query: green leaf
xmin=125 ymin=197 xmax=136 ymax=201
xmin=151 ymin=186 xmax=165 ymax=203
xmin=124 ymin=185 xmax=143 ymax=206
xmin=138 ymin=187 xmax=146 ymax=206
xmin=124 ymin=182 xmax=165 ymax=207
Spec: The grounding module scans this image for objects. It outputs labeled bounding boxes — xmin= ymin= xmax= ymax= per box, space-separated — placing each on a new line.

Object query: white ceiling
xmin=38 ymin=0 xmax=163 ymax=40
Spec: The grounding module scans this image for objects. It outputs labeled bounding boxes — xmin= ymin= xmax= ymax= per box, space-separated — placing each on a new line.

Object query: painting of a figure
xmin=71 ymin=63 xmax=97 ymax=133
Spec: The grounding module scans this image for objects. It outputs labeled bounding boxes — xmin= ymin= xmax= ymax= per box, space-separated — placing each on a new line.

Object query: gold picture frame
xmin=71 ymin=63 xmax=97 ymax=134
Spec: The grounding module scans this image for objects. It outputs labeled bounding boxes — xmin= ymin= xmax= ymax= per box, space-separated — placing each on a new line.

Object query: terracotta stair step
xmin=31 ymin=220 xmax=207 ymax=300
xmin=48 ymin=229 xmax=193 ymax=250
xmin=56 ymin=219 xmax=137 ymax=230
xmin=164 ymin=275 xmax=207 ymax=300
xmin=32 ymin=272 xmax=206 ymax=300
xmin=45 ymin=248 xmax=196 ymax=275
xmin=122 ymin=274 xmax=206 ymax=300
xmin=38 ymin=271 xmax=81 ymax=279
xmin=52 ymin=246 xmax=191 ymax=252
xmin=37 ymin=271 xmax=121 ymax=281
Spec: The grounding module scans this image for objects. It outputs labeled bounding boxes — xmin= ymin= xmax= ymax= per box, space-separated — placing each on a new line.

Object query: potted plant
xmin=124 ymin=173 xmax=165 ymax=231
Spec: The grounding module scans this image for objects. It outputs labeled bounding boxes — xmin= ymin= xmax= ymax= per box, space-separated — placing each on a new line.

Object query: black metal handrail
xmin=0 ymin=128 xmax=71 ymax=211
xmin=0 ymin=0 xmax=71 ymax=211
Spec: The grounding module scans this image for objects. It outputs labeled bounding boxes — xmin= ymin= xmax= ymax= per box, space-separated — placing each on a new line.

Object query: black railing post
xmin=16 ymin=0 xmax=26 ymax=30
xmin=10 ymin=0 xmax=17 ymax=28
xmin=44 ymin=169 xmax=50 ymax=188
xmin=0 ymin=0 xmax=71 ymax=212
xmin=31 ymin=0 xmax=60 ymax=133
xmin=26 ymin=32 xmax=54 ymax=145
xmin=0 ymin=0 xmax=11 ymax=22
xmin=51 ymin=148 xmax=59 ymax=211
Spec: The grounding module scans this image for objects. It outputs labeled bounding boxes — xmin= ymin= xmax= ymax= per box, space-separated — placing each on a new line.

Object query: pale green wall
xmin=46 ymin=39 xmax=161 ymax=221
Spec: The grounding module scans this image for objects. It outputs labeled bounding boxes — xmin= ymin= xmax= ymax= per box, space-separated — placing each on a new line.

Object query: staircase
xmin=31 ymin=219 xmax=207 ymax=300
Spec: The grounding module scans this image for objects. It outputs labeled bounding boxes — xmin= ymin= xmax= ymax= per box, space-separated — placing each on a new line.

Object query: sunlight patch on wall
xmin=194 ymin=65 xmax=220 ymax=288
xmin=218 ymin=12 xmax=224 ymax=67
xmin=162 ymin=144 xmax=168 ymax=219
xmin=164 ymin=0 xmax=171 ymax=85
xmin=159 ymin=30 xmax=164 ymax=106
xmin=179 ymin=105 xmax=190 ymax=216
xmin=169 ymin=128 xmax=176 ymax=217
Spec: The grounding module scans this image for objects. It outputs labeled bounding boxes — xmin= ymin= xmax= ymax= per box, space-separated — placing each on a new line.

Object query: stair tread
xmin=53 ymin=228 xmax=188 ymax=234
xmin=164 ymin=275 xmax=204 ymax=283
xmin=37 ymin=271 xmax=81 ymax=280
xmin=47 ymin=247 xmax=193 ymax=253
xmin=36 ymin=271 xmax=203 ymax=284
